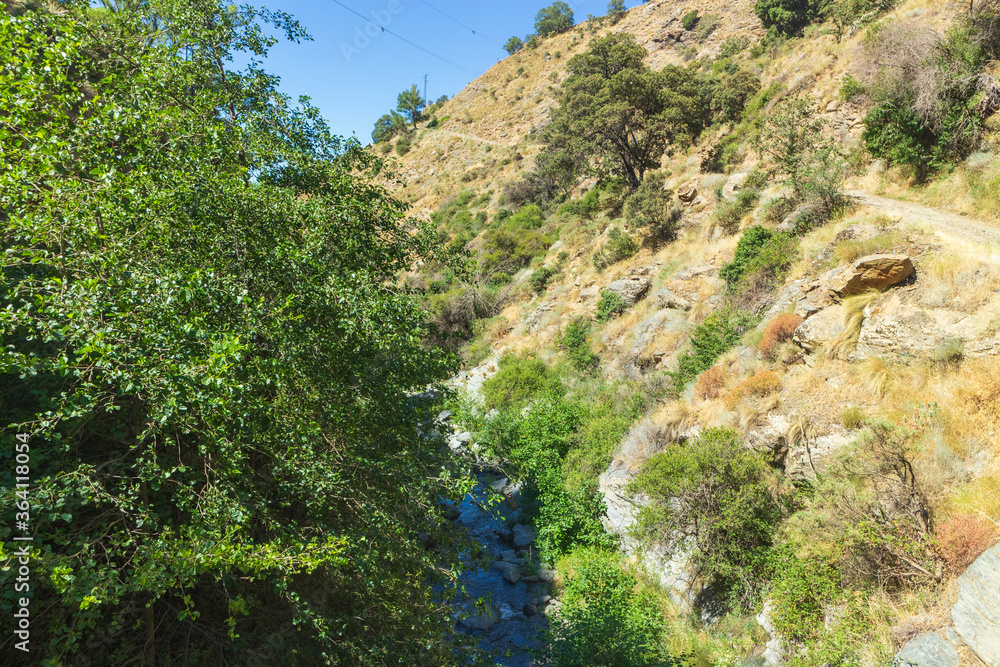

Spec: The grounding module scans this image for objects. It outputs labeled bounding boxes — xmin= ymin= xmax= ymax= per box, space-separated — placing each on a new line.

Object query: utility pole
xmin=423 ymin=74 xmax=428 ymax=104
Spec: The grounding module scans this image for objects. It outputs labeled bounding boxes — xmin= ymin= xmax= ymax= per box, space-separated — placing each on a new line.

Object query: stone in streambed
xmin=512 ymin=524 xmax=536 ymax=549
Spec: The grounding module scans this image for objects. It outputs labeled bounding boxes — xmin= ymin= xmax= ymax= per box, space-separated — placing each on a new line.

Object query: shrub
xmin=681 ymin=10 xmax=700 ymax=30
xmin=530 ymin=265 xmax=558 ymax=293
xmin=839 ymin=73 xmax=866 ymax=102
xmin=723 ymin=370 xmax=782 ymax=409
xmin=760 ymin=195 xmax=796 ymax=224
xmin=769 ymin=550 xmax=843 ymax=643
xmin=560 ymin=319 xmax=600 ymax=372
xmin=694 ymin=366 xmax=727 ymax=400
xmin=668 ymin=309 xmax=759 ymax=394
xmin=504 ymin=35 xmax=523 ymax=55
xmin=395 ymin=134 xmax=412 ymax=155
xmin=754 ymin=0 xmax=826 ymax=37
xmin=696 ymin=13 xmax=720 ymax=41
xmin=932 ymin=338 xmax=964 ymax=365
xmin=624 ymin=171 xmax=680 ymax=243
xmin=841 ymin=406 xmax=865 ymax=429
xmin=935 ymin=513 xmax=997 ymax=572
xmin=592 ymin=227 xmax=638 ymax=271
xmin=720 ymin=225 xmax=795 ymax=290
xmin=630 ymin=427 xmax=782 ymax=610
xmin=596 ymin=290 xmax=629 ymax=322
xmin=481 ymin=354 xmax=560 ymax=410
xmin=540 ymin=548 xmax=683 ymax=667
xmin=758 ymin=313 xmax=804 ymax=358
xmin=713 ymin=188 xmax=760 ymax=235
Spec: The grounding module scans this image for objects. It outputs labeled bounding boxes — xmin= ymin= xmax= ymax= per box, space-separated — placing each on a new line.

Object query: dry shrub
xmin=694 ymin=366 xmax=727 ymax=400
xmin=758 ymin=313 xmax=804 ymax=359
xmin=949 ymin=356 xmax=1000 ymax=454
xmin=935 ymin=513 xmax=997 ymax=572
xmin=724 ymin=370 xmax=782 ymax=410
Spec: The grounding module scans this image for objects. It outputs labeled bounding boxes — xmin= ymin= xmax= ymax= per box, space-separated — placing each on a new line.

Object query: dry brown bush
xmin=724 ymin=371 xmax=782 ymax=410
xmin=935 ymin=513 xmax=997 ymax=572
xmin=758 ymin=313 xmax=804 ymax=359
xmin=694 ymin=366 xmax=727 ymax=400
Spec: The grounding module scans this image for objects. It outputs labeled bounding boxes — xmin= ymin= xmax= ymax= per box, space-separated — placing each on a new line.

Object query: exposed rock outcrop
xmin=895 ymin=632 xmax=960 ymax=667
xmin=825 ymin=253 xmax=914 ymax=298
xmin=604 ymin=276 xmax=651 ymax=306
xmin=951 ymin=543 xmax=1000 ymax=666
xmin=793 ymin=304 xmax=845 ymax=351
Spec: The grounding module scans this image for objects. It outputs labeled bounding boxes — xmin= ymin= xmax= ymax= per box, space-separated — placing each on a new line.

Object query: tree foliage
xmin=504 ymin=35 xmax=524 ymax=54
xmin=396 ymin=83 xmax=426 ymax=129
xmin=0 ymin=3 xmax=476 ymax=664
xmin=535 ymin=1 xmax=575 ymax=36
xmin=544 ymin=33 xmax=702 ymax=189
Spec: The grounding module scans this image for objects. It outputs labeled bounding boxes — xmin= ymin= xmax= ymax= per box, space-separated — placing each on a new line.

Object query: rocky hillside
xmin=385 ymin=0 xmax=1000 ymax=665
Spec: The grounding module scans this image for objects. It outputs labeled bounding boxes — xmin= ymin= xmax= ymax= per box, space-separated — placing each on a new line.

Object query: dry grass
xmin=759 ymin=313 xmax=804 ymax=359
xmin=826 ymin=291 xmax=882 ymax=360
xmin=855 ymin=355 xmax=895 ymax=399
xmin=917 ymin=246 xmax=1000 ymax=312
xmin=945 ymin=356 xmax=1000 ymax=459
xmin=724 ymin=370 xmax=783 ymax=410
xmin=694 ymin=366 xmax=727 ymax=401
xmin=834 ymin=231 xmax=907 ymax=264
xmin=935 ymin=513 xmax=998 ymax=573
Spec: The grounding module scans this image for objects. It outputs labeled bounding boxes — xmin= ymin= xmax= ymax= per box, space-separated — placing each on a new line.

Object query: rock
xmin=677 ymin=181 xmax=698 ymax=204
xmin=489 ymin=477 xmax=510 ymax=494
xmin=895 ymin=632 xmax=960 ymax=667
xmin=539 ymin=566 xmax=557 ymax=583
xmin=825 ymin=253 xmax=914 ymax=298
xmin=521 ymin=575 xmax=540 ymax=583
xmin=722 ymin=172 xmax=750 ymax=201
xmin=523 ymin=604 xmax=537 ymax=617
xmin=454 ymin=431 xmax=472 ymax=443
xmin=513 ymin=524 xmax=537 ymax=549
xmin=743 ymin=413 xmax=791 ymax=464
xmin=503 ymin=565 xmax=522 ymax=584
xmin=757 ymin=600 xmax=784 ymax=667
xmin=952 ymin=543 xmax=1000 ymax=666
xmin=579 ymin=283 xmax=601 ymax=302
xmin=786 ymin=430 xmax=853 ymax=482
xmin=501 ymin=549 xmax=519 ymax=562
xmin=436 ymin=410 xmax=452 ymax=423
xmin=654 ymin=286 xmax=692 ymax=311
xmin=496 ymin=526 xmax=514 ymax=543
xmin=675 ymin=264 xmax=715 ymax=280
xmin=458 ymin=605 xmax=499 ymax=632
xmin=604 ymin=276 xmax=651 ymax=306
xmin=793 ymin=304 xmax=845 ymax=352
xmin=631 ymin=308 xmax=688 ymax=355
xmin=416 ymin=533 xmax=434 ymax=549
xmin=441 ymin=504 xmax=461 ymax=521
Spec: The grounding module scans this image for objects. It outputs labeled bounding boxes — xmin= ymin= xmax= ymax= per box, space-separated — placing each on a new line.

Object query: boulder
xmin=631 ymin=308 xmax=688 ymax=355
xmin=786 ymin=431 xmax=853 ymax=483
xmin=825 ymin=254 xmax=914 ymax=298
xmin=654 ymin=286 xmax=692 ymax=311
xmin=604 ymin=276 xmax=651 ymax=306
xmin=757 ymin=600 xmax=784 ymax=667
xmin=513 ymin=524 xmax=537 ymax=549
xmin=523 ymin=604 xmax=537 ymax=617
xmin=895 ymin=632 xmax=960 ymax=667
xmin=675 ymin=264 xmax=715 ymax=281
xmin=722 ymin=172 xmax=750 ymax=201
xmin=677 ymin=181 xmax=698 ymax=204
xmin=436 ymin=410 xmax=452 ymax=423
xmin=458 ymin=605 xmax=499 ymax=632
xmin=793 ymin=304 xmax=845 ymax=352
xmin=441 ymin=504 xmax=461 ymax=521
xmin=952 ymin=543 xmax=1000 ymax=666
xmin=503 ymin=564 xmax=522 ymax=585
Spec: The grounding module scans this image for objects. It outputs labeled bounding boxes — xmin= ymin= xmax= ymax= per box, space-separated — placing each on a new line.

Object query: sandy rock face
xmin=793 ymin=304 xmax=845 ymax=351
xmin=825 ymin=253 xmax=914 ymax=298
xmin=894 ymin=632 xmax=960 ymax=667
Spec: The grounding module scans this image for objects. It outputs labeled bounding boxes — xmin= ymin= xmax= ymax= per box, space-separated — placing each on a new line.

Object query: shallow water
xmin=454 ymin=480 xmax=550 ymax=666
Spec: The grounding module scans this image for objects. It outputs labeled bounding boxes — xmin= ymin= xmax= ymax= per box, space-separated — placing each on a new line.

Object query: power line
xmin=415 ymin=0 xmax=504 ymax=48
xmin=328 ymin=0 xmax=480 ymax=77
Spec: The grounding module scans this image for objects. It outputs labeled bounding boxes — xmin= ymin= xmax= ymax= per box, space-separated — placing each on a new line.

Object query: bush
xmin=841 ymin=406 xmax=865 ymax=429
xmin=596 ymin=290 xmax=629 ymax=322
xmin=668 ymin=309 xmax=759 ymax=394
xmin=935 ymin=513 xmax=997 ymax=572
xmin=760 ymin=195 xmax=796 ymax=224
xmin=530 ymin=265 xmax=558 ymax=293
xmin=713 ymin=188 xmax=760 ymax=235
xmin=720 ymin=225 xmax=793 ymax=290
xmin=481 ymin=354 xmax=561 ymax=410
xmin=694 ymin=366 xmax=727 ymax=400
xmin=754 ymin=0 xmax=826 ymax=37
xmin=560 ymin=320 xmax=600 ymax=372
xmin=839 ymin=73 xmax=866 ymax=102
xmin=592 ymin=227 xmax=638 ymax=271
xmin=723 ymin=370 xmax=782 ymax=409
xmin=759 ymin=313 xmax=804 ymax=358
xmin=540 ymin=548 xmax=684 ymax=667
xmin=630 ymin=427 xmax=782 ymax=610
xmin=624 ymin=171 xmax=680 ymax=243
xmin=395 ymin=134 xmax=412 ymax=155
xmin=681 ymin=10 xmax=700 ymax=30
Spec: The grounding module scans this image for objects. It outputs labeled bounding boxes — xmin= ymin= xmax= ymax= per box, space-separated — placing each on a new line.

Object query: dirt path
xmin=434 ymin=129 xmax=514 ymax=148
xmin=845 ymin=190 xmax=1000 ymax=246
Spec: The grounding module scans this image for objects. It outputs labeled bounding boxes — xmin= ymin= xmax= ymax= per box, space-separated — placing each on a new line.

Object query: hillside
xmin=388 ymin=0 xmax=1000 ymax=665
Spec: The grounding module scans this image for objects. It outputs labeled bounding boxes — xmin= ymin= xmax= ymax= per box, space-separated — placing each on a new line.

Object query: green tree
xmin=0 ymin=3 xmax=477 ymax=665
xmin=396 ymin=83 xmax=426 ymax=129
xmin=535 ymin=1 xmax=575 ymax=36
xmin=754 ymin=0 xmax=828 ymax=37
xmin=372 ymin=110 xmax=406 ymax=143
xmin=545 ymin=33 xmax=702 ymax=189
xmin=504 ymin=35 xmax=524 ymax=54
xmin=624 ymin=171 xmax=679 ymax=243
xmin=607 ymin=0 xmax=627 ymax=23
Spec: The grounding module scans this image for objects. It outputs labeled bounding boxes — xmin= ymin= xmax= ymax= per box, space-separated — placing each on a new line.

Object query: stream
xmin=452 ymin=473 xmax=556 ymax=666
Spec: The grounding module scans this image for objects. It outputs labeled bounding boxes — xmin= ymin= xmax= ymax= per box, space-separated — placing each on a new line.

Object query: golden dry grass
xmin=826 ymin=291 xmax=882 ymax=360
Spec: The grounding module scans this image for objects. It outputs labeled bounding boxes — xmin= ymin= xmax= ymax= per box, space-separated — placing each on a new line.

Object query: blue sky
xmin=256 ymin=1 xmax=644 ymax=141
